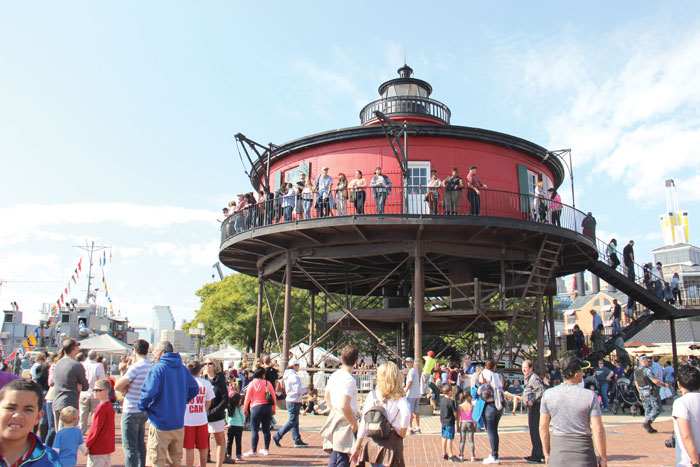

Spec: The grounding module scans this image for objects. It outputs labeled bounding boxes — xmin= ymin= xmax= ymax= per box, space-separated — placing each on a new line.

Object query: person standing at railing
xmin=282 ymin=183 xmax=296 ymax=222
xmin=653 ymin=262 xmax=665 ymax=300
xmin=426 ymin=170 xmax=441 ymax=214
xmin=606 ymin=239 xmax=620 ymax=269
xmin=370 ymin=166 xmax=392 ymax=215
xmin=534 ymin=181 xmax=547 ymax=222
xmin=315 ymin=167 xmax=334 ymax=217
xmin=623 ymin=240 xmax=636 ymax=315
xmin=442 ymin=167 xmax=464 ymax=215
xmin=466 ymin=166 xmax=487 ymax=216
xmin=611 ymin=299 xmax=622 ymax=336
xmin=257 ymin=191 xmax=268 ymax=226
xmin=349 ymin=170 xmax=367 ymax=215
xmin=336 ymin=173 xmax=348 ymax=216
xmin=302 ymin=182 xmax=314 ymax=219
xmin=234 ymin=194 xmax=247 ymax=233
xmin=548 ymin=188 xmax=562 ymax=226
xmin=295 ymin=173 xmax=307 ymax=220
xmin=672 ymin=273 xmax=683 ymax=306
xmin=582 ymin=212 xmax=596 ymax=238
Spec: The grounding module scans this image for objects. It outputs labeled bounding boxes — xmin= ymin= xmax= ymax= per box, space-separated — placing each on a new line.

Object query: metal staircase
xmin=497 ymin=236 xmax=563 ymax=361
xmin=587 ymin=242 xmax=700 ymax=359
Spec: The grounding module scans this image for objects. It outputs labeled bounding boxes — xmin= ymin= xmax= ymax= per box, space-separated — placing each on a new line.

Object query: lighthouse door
xmin=407 ymin=162 xmax=430 ymax=214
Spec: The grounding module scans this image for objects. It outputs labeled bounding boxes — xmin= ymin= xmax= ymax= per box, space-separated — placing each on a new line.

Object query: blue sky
xmin=2 ymin=2 xmax=699 ymax=328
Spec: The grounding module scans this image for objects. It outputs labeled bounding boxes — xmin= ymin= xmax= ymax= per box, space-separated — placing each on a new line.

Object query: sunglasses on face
xmin=94 ymin=388 xmax=107 ymax=392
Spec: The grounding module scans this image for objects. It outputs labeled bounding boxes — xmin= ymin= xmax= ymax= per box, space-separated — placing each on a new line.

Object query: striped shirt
xmin=123 ymin=358 xmax=153 ymax=413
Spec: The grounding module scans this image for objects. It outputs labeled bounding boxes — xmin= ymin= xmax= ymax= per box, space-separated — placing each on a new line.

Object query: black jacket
xmin=207 ymin=372 xmax=229 ymax=422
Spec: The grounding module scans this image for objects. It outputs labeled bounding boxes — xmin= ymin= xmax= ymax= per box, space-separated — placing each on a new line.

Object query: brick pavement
xmin=76 ymin=411 xmax=677 ymax=467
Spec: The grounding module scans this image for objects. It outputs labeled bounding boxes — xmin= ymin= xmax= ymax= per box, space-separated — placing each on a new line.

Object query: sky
xmin=1 ymin=1 xmax=700 ymax=328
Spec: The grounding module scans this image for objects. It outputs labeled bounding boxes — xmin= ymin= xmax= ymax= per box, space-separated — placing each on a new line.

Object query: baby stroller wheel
xmin=611 ymin=403 xmax=618 ymax=415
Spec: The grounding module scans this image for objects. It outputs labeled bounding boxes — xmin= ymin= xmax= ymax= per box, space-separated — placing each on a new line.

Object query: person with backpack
xmin=350 ymin=361 xmax=411 ymax=467
xmin=478 ymin=359 xmax=505 ymax=465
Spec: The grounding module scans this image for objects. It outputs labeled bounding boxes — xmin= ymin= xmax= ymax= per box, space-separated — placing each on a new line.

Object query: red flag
xmin=60 ymin=294 xmax=64 ymax=304
xmin=78 ymin=259 xmax=82 ymax=271
xmin=64 ymin=288 xmax=68 ymax=295
xmin=8 ymin=351 xmax=15 ymax=361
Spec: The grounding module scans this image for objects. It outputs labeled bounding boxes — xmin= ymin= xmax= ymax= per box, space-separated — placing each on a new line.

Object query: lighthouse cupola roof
xmin=378 ymin=64 xmax=433 ymax=98
xmin=360 ymin=65 xmax=450 ymax=125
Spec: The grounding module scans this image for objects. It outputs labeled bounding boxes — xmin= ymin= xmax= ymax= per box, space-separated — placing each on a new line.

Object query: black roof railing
xmin=220 ymin=187 xmax=594 ymax=246
xmin=359 ymin=96 xmax=451 ymax=125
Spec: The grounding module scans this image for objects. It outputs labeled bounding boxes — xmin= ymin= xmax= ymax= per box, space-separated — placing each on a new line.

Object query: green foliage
xmin=189 ymin=274 xmax=311 ymax=352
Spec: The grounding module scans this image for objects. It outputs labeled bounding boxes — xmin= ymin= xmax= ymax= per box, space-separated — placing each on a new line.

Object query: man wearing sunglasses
xmin=539 ymin=357 xmax=607 ymax=467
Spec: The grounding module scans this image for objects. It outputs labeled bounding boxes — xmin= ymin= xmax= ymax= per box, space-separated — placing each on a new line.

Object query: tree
xmin=187 ymin=273 xmax=312 ymax=353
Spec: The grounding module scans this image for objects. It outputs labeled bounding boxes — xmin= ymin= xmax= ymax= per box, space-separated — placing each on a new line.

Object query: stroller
xmin=611 ymin=377 xmax=642 ymax=415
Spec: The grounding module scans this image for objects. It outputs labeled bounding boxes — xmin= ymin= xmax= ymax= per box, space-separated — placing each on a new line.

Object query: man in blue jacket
xmin=138 ymin=341 xmax=198 ymax=467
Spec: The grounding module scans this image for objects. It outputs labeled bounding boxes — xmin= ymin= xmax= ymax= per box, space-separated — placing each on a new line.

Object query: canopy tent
xmin=272 ymin=343 xmax=340 ymax=368
xmin=78 ymin=333 xmax=132 ymax=356
xmin=205 ymin=347 xmax=242 ymax=361
xmin=646 ymin=343 xmax=700 ymax=357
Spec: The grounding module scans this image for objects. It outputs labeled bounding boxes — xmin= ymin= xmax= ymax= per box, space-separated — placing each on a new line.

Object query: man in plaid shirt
xmin=522 ymin=360 xmax=545 ymax=464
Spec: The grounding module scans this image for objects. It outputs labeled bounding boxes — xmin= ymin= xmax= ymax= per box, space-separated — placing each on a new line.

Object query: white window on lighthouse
xmin=407 ymin=161 xmax=430 ymax=214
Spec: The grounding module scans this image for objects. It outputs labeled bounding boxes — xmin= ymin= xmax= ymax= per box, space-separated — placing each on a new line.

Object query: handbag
xmin=350 ymin=191 xmax=357 ymax=203
xmin=265 ymin=387 xmax=274 ymax=406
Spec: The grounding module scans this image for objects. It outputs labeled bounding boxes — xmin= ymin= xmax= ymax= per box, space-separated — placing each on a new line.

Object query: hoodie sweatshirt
xmin=138 ymin=352 xmax=199 ymax=431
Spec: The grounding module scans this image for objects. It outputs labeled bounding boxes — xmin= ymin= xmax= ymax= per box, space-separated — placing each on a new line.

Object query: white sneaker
xmin=243 ymin=451 xmax=258 ymax=457
xmin=259 ymin=449 xmax=270 ymax=456
xmin=483 ymin=455 xmax=500 ymax=464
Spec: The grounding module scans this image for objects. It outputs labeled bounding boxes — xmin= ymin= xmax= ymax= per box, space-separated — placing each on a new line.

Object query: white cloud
xmin=505 ymin=26 xmax=700 ymax=206
xmin=0 ymin=251 xmax=62 ymax=281
xmin=145 ymin=240 xmax=219 ymax=267
xmin=0 ymin=203 xmax=218 ymax=246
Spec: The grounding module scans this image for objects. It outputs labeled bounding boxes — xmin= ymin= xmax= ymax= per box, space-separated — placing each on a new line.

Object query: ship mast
xmin=74 ymin=240 xmax=110 ymax=303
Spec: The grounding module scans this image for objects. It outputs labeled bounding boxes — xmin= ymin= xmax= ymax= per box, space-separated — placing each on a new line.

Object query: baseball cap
xmin=560 ymin=356 xmax=591 ymax=378
xmin=375 ymin=166 xmax=382 ymax=171
xmin=289 ymin=357 xmax=301 ymax=367
xmin=405 ymin=357 xmax=414 ymax=362
xmin=322 ymin=167 xmax=329 ymax=171
xmin=638 ymin=354 xmax=652 ymax=361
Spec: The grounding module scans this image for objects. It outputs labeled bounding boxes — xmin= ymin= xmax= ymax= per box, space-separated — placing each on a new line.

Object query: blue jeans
xmin=612 ymin=318 xmax=621 ymax=336
xmin=303 ymin=200 xmax=312 ymax=218
xmin=656 ymin=281 xmax=663 ymax=299
xmin=328 ymin=449 xmax=350 ymax=467
xmin=45 ymin=400 xmax=55 ymax=447
xmin=283 ymin=206 xmax=293 ymax=222
xmin=483 ymin=402 xmax=502 ymax=459
xmin=276 ymin=401 xmax=302 ymax=444
xmin=250 ymin=404 xmax=272 ymax=453
xmin=375 ymin=192 xmax=387 ymax=214
xmin=121 ymin=410 xmax=148 ymax=467
xmin=598 ymin=381 xmax=610 ymax=410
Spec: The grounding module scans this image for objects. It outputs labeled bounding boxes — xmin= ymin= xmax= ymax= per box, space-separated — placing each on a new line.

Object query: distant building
xmin=561 ymin=290 xmax=629 ymax=336
xmin=131 ymin=326 xmax=153 ymax=344
xmin=652 ymin=243 xmax=700 ymax=293
xmin=160 ymin=329 xmax=195 ymax=353
xmin=151 ymin=306 xmax=175 ymax=344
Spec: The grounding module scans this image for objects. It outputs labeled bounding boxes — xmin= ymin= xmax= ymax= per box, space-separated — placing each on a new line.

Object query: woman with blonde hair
xmin=350 ymin=361 xmax=411 ymax=467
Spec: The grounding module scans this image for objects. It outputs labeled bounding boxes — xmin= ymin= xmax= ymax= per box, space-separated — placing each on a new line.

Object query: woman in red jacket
xmin=242 ymin=367 xmax=276 ymax=457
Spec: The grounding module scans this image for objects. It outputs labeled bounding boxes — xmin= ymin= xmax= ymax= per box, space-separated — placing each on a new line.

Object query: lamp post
xmin=543 ymin=149 xmax=575 ymax=210
xmin=477 ymin=332 xmax=485 ymax=360
xmin=38 ymin=312 xmax=49 ymax=349
xmin=189 ymin=323 xmax=206 ymax=359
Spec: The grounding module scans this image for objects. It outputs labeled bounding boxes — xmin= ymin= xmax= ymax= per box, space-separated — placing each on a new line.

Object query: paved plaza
xmin=77 ymin=408 xmax=677 ymax=467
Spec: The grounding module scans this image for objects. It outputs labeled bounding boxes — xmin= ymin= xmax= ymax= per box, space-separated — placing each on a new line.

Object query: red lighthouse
xmin=223 ymin=65 xmax=599 ymax=372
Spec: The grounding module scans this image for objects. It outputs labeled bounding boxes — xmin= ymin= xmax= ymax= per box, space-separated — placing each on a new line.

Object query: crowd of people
xmin=220 ymin=165 xmax=574 ymax=231
xmin=4 ymin=339 xmax=700 ymax=467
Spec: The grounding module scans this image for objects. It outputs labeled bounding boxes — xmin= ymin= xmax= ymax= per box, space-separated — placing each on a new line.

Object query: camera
xmin=665 ymin=435 xmax=676 ymax=448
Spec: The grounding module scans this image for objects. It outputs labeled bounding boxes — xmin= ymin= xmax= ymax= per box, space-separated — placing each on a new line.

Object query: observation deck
xmin=219 ymin=188 xmax=598 ymax=296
